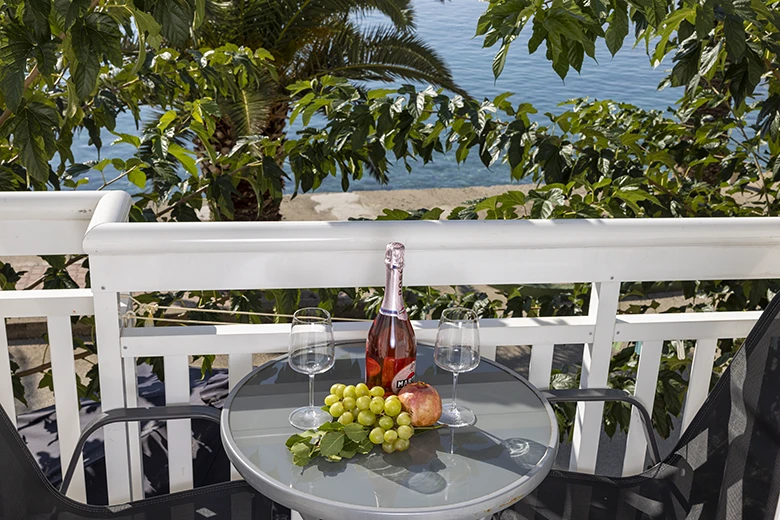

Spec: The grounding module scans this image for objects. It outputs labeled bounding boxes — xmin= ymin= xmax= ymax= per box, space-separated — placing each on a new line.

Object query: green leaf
xmin=699 ymin=41 xmax=721 ymax=78
xmin=168 ymin=143 xmax=197 ymax=176
xmin=154 ymin=0 xmax=193 ymax=47
xmin=605 ymin=1 xmax=628 ymax=56
xmin=157 ymin=110 xmax=177 ymax=130
xmin=290 ymin=442 xmax=312 ymax=466
xmin=126 ymin=166 xmax=146 ymax=189
xmin=0 ymin=24 xmax=35 ymax=112
xmin=492 ymin=43 xmax=510 ymax=79
xmin=356 ymin=437 xmax=373 ymax=454
xmin=24 ymin=0 xmax=52 ymax=41
xmin=695 ymin=3 xmax=714 ymax=39
xmin=339 ymin=448 xmax=357 ymax=458
xmin=343 ymin=423 xmax=368 ymax=442
xmin=3 ymin=100 xmax=59 ymax=181
xmin=65 ymin=0 xmax=92 ymax=30
xmin=73 ymin=56 xmax=100 ymax=99
xmin=724 ymin=15 xmax=746 ymax=61
xmin=320 ymin=431 xmax=346 ymax=457
xmin=111 ymin=132 xmax=141 ymax=148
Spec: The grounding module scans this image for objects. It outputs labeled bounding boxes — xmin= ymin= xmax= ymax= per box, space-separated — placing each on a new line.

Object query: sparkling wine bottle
xmin=366 ymin=242 xmax=417 ymax=394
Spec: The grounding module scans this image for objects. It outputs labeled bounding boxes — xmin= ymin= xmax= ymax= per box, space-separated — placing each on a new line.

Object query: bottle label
xmin=391 ymin=361 xmax=416 ymax=394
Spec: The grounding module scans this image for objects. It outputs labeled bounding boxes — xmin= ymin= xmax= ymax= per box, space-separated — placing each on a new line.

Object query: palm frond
xmin=350 ymin=0 xmax=415 ymax=32
xmin=220 ymin=89 xmax=273 ymax=137
xmin=296 ymin=25 xmax=467 ymax=96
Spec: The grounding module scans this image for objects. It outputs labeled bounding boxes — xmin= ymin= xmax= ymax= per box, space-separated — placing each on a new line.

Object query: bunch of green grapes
xmin=324 ymin=383 xmax=414 ymax=454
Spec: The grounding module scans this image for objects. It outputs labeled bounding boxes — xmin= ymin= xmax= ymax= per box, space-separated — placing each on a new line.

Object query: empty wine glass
xmin=434 ymin=307 xmax=480 ymax=427
xmin=288 ymin=308 xmax=335 ymax=430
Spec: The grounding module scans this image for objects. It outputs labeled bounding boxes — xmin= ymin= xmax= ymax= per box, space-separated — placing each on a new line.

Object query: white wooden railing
xmin=0 ymin=191 xmax=130 ymax=502
xmin=2 ymin=191 xmax=780 ymax=506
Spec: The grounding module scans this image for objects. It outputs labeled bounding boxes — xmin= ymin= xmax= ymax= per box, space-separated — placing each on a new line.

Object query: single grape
xmin=381 ymin=442 xmax=396 ymax=454
xmin=378 ymin=416 xmax=394 ymax=430
xmin=383 ymin=429 xmax=398 ymax=443
xmin=356 ymin=396 xmax=371 ymax=411
xmin=355 ymin=383 xmax=370 ymax=397
xmin=369 ymin=427 xmax=385 ymax=444
xmin=370 ymin=386 xmax=386 ymax=398
xmin=369 ymin=397 xmax=385 ymax=414
xmin=342 ymin=397 xmax=356 ymax=410
xmin=397 ymin=425 xmax=413 ymax=440
xmin=396 ymin=412 xmax=412 ymax=426
xmin=331 ymin=384 xmax=346 ymax=398
xmin=357 ymin=410 xmax=377 ymax=426
xmin=343 ymin=385 xmax=358 ymax=399
xmin=329 ymin=402 xmax=345 ymax=418
xmin=394 ymin=438 xmax=410 ymax=452
xmin=324 ymin=394 xmax=340 ymax=406
xmin=384 ymin=399 xmax=402 ymax=417
xmin=338 ymin=412 xmax=354 ymax=425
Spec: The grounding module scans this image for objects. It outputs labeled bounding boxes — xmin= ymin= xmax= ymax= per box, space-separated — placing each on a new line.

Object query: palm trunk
xmin=232 ymin=101 xmax=290 ymax=221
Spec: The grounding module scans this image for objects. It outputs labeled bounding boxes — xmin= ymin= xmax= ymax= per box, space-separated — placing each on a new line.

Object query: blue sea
xmin=74 ymin=0 xmax=680 ymax=193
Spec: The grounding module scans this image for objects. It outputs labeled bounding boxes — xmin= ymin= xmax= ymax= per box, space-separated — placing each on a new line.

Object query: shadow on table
xmin=322 ymin=427 xmax=550 ymax=495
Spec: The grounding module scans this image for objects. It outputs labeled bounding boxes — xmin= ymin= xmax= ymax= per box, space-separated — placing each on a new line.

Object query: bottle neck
xmin=380 ymin=265 xmax=407 ymax=319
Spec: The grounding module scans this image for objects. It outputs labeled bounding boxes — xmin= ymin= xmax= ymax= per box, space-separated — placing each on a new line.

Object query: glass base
xmin=438 ymin=402 xmax=476 ymax=428
xmin=289 ymin=406 xmax=331 ymax=430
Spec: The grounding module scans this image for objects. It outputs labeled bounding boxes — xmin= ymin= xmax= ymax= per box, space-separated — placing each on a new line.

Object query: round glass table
xmin=221 ymin=343 xmax=558 ymax=520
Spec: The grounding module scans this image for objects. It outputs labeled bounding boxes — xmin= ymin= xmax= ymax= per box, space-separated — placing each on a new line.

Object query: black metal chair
xmin=503 ymin=293 xmax=780 ymax=520
xmin=0 ymin=403 xmax=289 ymax=520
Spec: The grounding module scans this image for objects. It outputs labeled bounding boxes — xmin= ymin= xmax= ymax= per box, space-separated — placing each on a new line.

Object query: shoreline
xmin=281 ymin=184 xmax=527 ymax=221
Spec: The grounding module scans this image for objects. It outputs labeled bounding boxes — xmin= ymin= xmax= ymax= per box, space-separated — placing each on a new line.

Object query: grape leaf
xmin=320 ymin=432 xmax=345 ymax=457
xmin=339 ymin=448 xmax=357 ymax=458
xmin=318 ymin=421 xmax=343 ymax=432
xmin=344 ymin=423 xmax=368 ymax=443
xmin=357 ymin=437 xmax=373 ymax=454
xmin=290 ymin=442 xmax=311 ymax=466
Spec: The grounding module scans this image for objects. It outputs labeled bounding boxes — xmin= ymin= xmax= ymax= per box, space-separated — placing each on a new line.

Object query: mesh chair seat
xmin=506 ymin=293 xmax=780 ymax=519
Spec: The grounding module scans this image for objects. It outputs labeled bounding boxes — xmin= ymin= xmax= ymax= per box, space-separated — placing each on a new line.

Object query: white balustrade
xmin=3 ymin=192 xmax=780 ymax=504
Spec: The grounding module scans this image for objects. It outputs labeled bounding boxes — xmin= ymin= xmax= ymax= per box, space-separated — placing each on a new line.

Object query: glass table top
xmin=222 ymin=343 xmax=557 ymax=519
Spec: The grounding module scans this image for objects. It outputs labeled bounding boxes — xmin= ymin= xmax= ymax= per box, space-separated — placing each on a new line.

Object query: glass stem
xmin=309 ymin=374 xmax=315 ymax=408
xmin=451 ymin=372 xmax=459 ymax=410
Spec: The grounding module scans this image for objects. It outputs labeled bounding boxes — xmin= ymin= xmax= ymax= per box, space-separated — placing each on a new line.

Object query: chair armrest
xmin=541 ymin=388 xmax=661 ymax=467
xmin=61 ymin=405 xmax=221 ymax=495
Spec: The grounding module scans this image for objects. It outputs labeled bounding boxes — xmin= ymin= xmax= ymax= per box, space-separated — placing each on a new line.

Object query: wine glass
xmin=288 ymin=308 xmax=335 ymax=430
xmin=434 ymin=307 xmax=480 ymax=427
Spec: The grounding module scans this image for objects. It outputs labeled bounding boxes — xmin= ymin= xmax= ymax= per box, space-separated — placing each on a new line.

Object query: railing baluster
xmin=528 ymin=344 xmax=554 ymax=390
xmin=622 ymin=340 xmax=663 ymax=476
xmin=93 ymin=291 xmax=132 ymax=504
xmin=164 ymin=355 xmax=193 ymax=493
xmin=48 ymin=316 xmax=86 ymax=501
xmin=0 ymin=318 xmax=15 ymax=427
xmin=480 ymin=344 xmax=497 ymax=361
xmin=228 ymin=353 xmax=253 ymax=481
xmin=123 ymin=358 xmax=145 ymax=500
xmin=681 ymin=338 xmax=718 ymax=431
xmin=569 ymin=281 xmax=621 ymax=474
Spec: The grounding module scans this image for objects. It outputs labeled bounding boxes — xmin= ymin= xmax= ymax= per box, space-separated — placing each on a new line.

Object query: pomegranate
xmin=397 ymin=382 xmax=442 ymax=427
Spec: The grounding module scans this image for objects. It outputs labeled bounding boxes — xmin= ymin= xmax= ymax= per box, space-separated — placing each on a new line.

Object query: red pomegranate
xmin=397 ymin=382 xmax=442 ymax=427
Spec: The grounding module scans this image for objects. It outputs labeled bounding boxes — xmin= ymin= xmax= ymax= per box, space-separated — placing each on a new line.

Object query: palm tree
xmin=194 ymin=0 xmax=464 ymax=220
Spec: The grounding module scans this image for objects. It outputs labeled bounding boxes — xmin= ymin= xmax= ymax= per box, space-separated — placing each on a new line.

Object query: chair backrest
xmin=0 ymin=404 xmax=85 ymax=519
xmin=667 ymin=293 xmax=780 ymax=519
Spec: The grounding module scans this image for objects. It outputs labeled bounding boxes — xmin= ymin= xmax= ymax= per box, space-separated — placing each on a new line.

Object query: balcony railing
xmin=1 ymin=191 xmax=777 ymax=506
